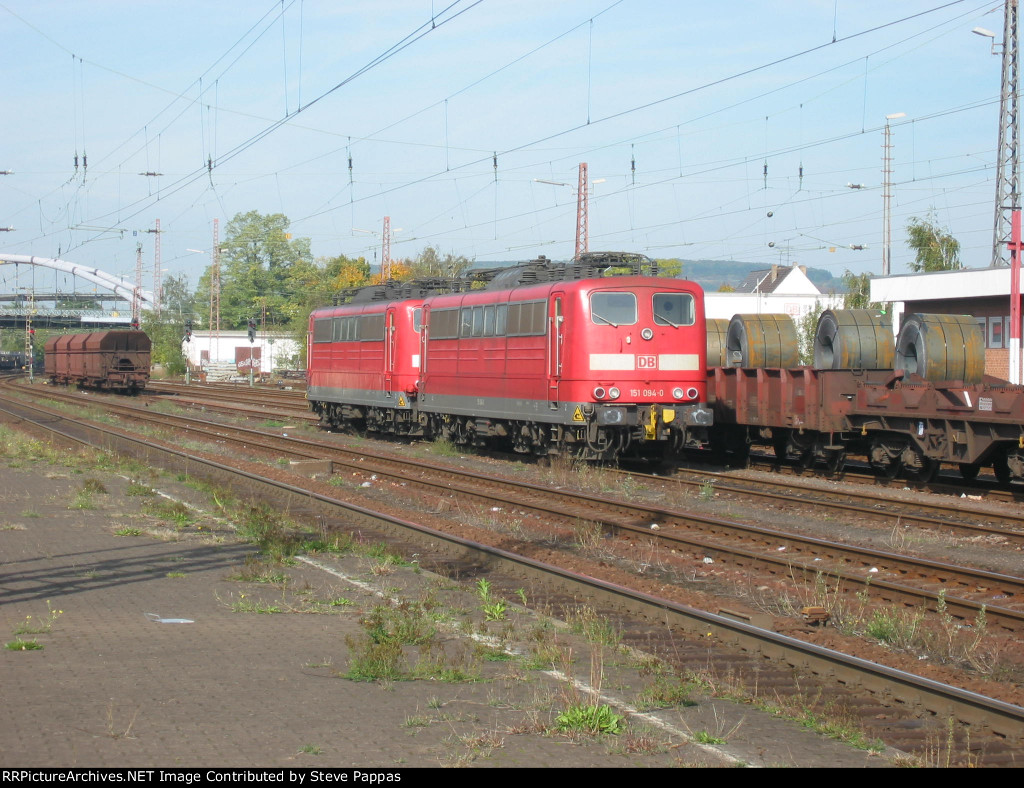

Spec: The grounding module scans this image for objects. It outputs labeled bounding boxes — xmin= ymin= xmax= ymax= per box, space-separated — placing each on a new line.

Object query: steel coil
xmin=725 ymin=313 xmax=800 ymax=368
xmin=813 ymin=309 xmax=894 ymax=370
xmin=706 ymin=318 xmax=730 ymax=368
xmin=895 ymin=313 xmax=984 ymax=384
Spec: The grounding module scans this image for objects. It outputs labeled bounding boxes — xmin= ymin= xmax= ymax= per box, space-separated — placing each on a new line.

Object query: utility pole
xmin=1010 ymin=210 xmax=1022 ymax=382
xmin=145 ymin=220 xmax=162 ymax=317
xmin=133 ymin=242 xmax=143 ymax=328
xmin=575 ymin=163 xmax=589 ymax=261
xmin=882 ymin=113 xmax=905 ymax=276
xmin=382 ymin=216 xmax=391 ymax=280
xmin=24 ymin=290 xmax=33 ymax=384
xmin=209 ymin=218 xmax=221 ymax=364
xmin=991 ymin=0 xmax=1020 ymax=267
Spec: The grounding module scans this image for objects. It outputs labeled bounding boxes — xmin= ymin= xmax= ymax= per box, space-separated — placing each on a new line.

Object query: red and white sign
xmin=637 ymin=355 xmax=658 ymax=369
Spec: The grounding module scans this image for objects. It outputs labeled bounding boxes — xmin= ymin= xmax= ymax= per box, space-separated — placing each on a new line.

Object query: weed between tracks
xmin=759 ymin=570 xmax=998 ymax=676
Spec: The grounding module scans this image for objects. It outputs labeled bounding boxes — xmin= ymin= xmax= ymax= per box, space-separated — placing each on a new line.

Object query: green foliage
xmin=404 ymin=245 xmax=474 ymax=280
xmin=655 ymin=258 xmax=683 ymax=278
xmin=194 ymin=211 xmax=315 ymax=334
xmin=5 ymin=638 xmax=44 ymax=651
xmin=555 ymin=704 xmax=624 ymax=735
xmin=141 ymin=273 xmax=194 ymax=375
xmin=796 ymin=300 xmax=825 ymax=365
xmin=905 ymin=214 xmax=962 ymax=272
xmin=840 ymin=270 xmax=877 ymax=310
xmin=636 ymin=676 xmax=698 ymax=710
xmin=13 ymin=601 xmax=63 ymax=635
xmin=482 ymin=600 xmax=507 ymax=621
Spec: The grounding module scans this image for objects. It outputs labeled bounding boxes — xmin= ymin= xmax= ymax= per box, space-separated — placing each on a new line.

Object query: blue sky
xmin=0 ymin=0 xmax=1012 ymax=294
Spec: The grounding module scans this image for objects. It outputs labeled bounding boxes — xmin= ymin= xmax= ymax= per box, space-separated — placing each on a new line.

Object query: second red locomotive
xmin=307 ymin=257 xmax=712 ymax=461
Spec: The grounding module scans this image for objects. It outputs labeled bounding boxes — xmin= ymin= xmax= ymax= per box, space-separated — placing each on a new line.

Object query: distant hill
xmin=675 ymin=259 xmax=842 ymax=293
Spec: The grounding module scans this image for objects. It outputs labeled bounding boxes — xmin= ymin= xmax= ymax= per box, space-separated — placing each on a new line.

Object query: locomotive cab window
xmin=653 ymin=293 xmax=695 ymax=327
xmin=590 ymin=292 xmax=637 ymax=326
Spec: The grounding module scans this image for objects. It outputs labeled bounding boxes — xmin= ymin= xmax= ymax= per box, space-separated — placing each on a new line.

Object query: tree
xmin=141 ymin=274 xmax=195 ymax=376
xmin=280 ymin=252 xmax=373 ymax=366
xmin=195 ymin=211 xmax=314 ymax=331
xmin=905 ymin=215 xmax=962 ymax=272
xmin=840 ymin=270 xmax=875 ymax=309
xmin=655 ymin=258 xmax=683 ymax=278
xmin=796 ymin=300 xmax=824 ymax=366
xmin=161 ymin=274 xmax=196 ymax=321
xmin=405 ymin=246 xmax=474 ymax=280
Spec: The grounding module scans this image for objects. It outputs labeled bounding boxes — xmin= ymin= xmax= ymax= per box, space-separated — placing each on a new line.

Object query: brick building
xmin=871 ymin=267 xmax=1023 ymax=382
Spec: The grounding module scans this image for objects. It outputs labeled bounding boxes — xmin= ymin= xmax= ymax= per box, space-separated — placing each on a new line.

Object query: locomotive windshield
xmin=590 ymin=292 xmax=637 ymax=326
xmin=653 ymin=293 xmax=695 ymax=328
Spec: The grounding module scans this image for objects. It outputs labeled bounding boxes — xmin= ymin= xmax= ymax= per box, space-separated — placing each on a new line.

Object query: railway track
xmin=2 ymin=378 xmax=1024 ymax=763
xmin=625 ymin=462 xmax=1024 ymax=545
xmin=20 ymin=380 xmax=1024 ymax=634
xmin=47 ymin=383 xmax=1024 ymax=631
xmin=145 ymin=380 xmax=316 ymax=423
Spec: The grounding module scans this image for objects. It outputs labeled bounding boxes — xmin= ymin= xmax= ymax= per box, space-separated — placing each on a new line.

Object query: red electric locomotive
xmin=307 ymin=256 xmax=712 ymax=461
xmin=307 ymin=296 xmax=424 ymax=434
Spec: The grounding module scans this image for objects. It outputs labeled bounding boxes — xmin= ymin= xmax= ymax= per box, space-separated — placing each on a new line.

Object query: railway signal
xmin=184 ymin=319 xmax=192 ymax=343
xmin=247 ymin=318 xmax=256 ymax=343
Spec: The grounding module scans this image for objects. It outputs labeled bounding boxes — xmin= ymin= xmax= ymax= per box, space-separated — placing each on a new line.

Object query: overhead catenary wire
xmin=0 ymin=0 xmax=1004 ymax=275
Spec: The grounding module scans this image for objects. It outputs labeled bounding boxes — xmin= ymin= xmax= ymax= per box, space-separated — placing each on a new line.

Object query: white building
xmin=180 ymin=330 xmax=302 ymax=379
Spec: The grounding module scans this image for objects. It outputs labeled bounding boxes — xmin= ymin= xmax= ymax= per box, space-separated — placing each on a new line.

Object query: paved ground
xmin=0 ymin=455 xmax=897 ymax=769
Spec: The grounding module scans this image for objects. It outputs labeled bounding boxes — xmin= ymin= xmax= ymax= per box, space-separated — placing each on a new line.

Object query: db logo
xmin=637 ymin=355 xmax=657 ymax=369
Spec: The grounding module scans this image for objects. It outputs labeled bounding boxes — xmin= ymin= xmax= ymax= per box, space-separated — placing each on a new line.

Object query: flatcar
xmin=44 ymin=330 xmax=151 ymax=393
xmin=705 ymin=310 xmax=1024 ymax=484
xmin=307 ymin=260 xmax=713 ymax=461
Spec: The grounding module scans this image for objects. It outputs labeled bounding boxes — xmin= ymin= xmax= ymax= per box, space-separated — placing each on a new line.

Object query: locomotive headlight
xmin=593 ymin=386 xmax=607 ymax=400
xmin=608 ymin=387 xmax=620 ymax=400
xmin=686 ymin=387 xmax=699 ymax=400
xmin=672 ymin=387 xmax=685 ymax=400
xmin=641 ymin=327 xmax=654 ymax=340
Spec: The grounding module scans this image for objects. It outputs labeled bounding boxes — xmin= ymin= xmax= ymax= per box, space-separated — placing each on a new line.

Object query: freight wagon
xmin=44 ymin=330 xmax=151 ymax=393
xmin=706 ymin=310 xmax=1024 ymax=483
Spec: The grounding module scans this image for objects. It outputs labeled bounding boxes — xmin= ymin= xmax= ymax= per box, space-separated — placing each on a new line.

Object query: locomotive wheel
xmin=958 ymin=463 xmax=981 ymax=481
